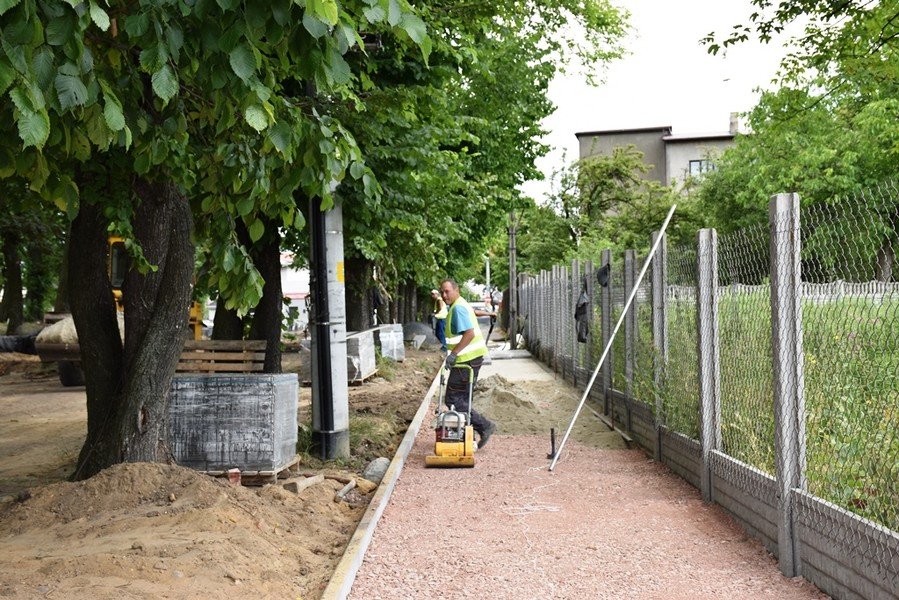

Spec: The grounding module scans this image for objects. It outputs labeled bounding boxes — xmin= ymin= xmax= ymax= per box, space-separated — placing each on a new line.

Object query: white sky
xmin=520 ymin=0 xmax=791 ymax=202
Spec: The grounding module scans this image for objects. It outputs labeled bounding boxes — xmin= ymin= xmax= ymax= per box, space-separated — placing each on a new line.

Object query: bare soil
xmin=0 ymin=348 xmax=441 ymax=599
xmin=350 ymin=372 xmax=830 ymax=599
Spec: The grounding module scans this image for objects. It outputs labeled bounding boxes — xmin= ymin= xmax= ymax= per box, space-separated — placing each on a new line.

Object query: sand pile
xmin=0 ymin=462 xmax=366 ymax=599
xmin=474 ymin=374 xmax=625 ymax=449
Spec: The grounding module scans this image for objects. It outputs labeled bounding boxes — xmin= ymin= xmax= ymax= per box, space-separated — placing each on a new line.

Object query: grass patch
xmin=297 ymin=413 xmax=400 ymax=471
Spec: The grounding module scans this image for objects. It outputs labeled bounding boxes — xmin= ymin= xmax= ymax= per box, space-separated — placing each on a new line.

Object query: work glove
xmin=444 ymin=353 xmax=458 ymax=369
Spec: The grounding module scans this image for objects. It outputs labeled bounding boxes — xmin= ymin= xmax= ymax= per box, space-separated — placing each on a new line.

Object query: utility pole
xmin=485 ymin=256 xmax=491 ymax=292
xmin=309 ymin=198 xmax=350 ymax=460
xmin=508 ymin=211 xmax=518 ymax=350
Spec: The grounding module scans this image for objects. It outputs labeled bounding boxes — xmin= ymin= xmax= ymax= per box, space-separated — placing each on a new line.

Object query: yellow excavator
xmin=107 ymin=236 xmax=203 ymax=339
xmin=36 ymin=237 xmax=203 ymax=385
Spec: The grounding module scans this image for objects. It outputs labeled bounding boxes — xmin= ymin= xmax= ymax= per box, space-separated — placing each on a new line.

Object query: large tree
xmin=0 ymin=0 xmax=430 ymax=478
xmin=333 ymin=0 xmax=628 ymax=326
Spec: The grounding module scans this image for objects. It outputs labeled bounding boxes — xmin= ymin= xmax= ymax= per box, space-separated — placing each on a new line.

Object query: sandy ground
xmin=350 ymin=368 xmax=830 ymax=599
xmin=0 ymin=349 xmax=441 ymax=599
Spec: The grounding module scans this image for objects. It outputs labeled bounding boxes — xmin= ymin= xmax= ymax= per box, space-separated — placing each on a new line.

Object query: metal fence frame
xmin=518 ymin=191 xmax=899 ymax=600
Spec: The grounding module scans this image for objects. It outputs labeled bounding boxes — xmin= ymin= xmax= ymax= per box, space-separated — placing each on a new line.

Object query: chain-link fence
xmin=518 ymin=184 xmax=899 ymax=599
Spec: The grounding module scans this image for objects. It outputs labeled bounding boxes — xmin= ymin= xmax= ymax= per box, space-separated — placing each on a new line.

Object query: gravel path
xmin=350 ymin=433 xmax=828 ymax=599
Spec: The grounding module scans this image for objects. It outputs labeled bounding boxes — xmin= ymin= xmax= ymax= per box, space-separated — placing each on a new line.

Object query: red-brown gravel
xmin=350 ymin=433 xmax=828 ymax=599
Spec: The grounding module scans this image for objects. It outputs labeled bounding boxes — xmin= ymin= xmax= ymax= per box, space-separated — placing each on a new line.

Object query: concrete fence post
xmin=769 ymin=193 xmax=807 ymax=578
xmin=696 ymin=228 xmax=720 ymax=503
xmin=600 ymin=249 xmax=612 ymax=415
xmin=572 ymin=259 xmax=580 ymax=386
xmin=552 ymin=265 xmax=560 ymax=372
xmin=585 ymin=259 xmax=595 ymax=375
xmin=624 ymin=249 xmax=636 ymax=433
xmin=651 ymin=231 xmax=668 ymax=461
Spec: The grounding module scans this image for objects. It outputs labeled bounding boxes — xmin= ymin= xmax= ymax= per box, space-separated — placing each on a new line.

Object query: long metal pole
xmin=549 ymin=204 xmax=677 ymax=471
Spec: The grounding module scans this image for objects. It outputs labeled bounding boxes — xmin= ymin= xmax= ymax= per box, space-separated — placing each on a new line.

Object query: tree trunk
xmin=69 ymin=200 xmax=127 ymax=479
xmin=53 ymin=230 xmax=72 ymax=313
xmin=345 ymin=254 xmax=373 ymax=332
xmin=71 ymin=178 xmax=194 ymax=479
xmin=248 ymin=221 xmax=282 ymax=373
xmin=211 ymin=298 xmax=243 ymax=340
xmin=1 ymin=231 xmax=24 ymax=334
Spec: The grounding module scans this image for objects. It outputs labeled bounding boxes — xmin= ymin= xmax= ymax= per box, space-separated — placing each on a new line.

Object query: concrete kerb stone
xmin=321 ymin=366 xmax=443 ymax=600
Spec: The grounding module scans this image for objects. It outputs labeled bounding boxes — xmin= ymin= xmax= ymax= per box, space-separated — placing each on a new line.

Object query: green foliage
xmin=509 ymin=148 xmax=702 ymax=279
xmin=0 ymin=0 xmax=434 ymax=314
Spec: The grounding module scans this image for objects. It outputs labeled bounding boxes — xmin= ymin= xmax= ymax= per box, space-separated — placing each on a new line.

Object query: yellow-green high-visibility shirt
xmin=445 ymin=297 xmax=487 ymax=362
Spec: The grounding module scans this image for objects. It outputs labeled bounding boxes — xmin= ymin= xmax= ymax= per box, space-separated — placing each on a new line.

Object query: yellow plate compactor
xmin=425 ymin=363 xmax=476 ymax=468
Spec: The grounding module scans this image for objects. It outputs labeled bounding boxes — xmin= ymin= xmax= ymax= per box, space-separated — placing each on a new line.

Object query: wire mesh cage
xmin=661 ymin=242 xmax=700 ymax=440
xmin=799 ymin=184 xmax=899 ymax=532
xmin=717 ymin=222 xmax=775 ymax=476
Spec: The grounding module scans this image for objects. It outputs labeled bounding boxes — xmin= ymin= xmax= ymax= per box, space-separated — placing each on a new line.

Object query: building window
xmin=689 ymin=159 xmax=715 ymax=177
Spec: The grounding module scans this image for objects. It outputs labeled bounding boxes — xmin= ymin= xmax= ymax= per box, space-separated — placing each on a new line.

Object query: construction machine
xmin=425 ymin=363 xmax=477 ymax=468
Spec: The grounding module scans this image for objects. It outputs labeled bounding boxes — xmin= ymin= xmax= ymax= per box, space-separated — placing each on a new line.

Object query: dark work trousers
xmin=445 ymin=356 xmax=492 ymax=435
xmin=434 ymin=318 xmax=446 ymax=352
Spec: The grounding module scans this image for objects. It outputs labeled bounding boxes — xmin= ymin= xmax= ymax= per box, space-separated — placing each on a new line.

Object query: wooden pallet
xmin=302 ymin=368 xmax=379 ymax=387
xmin=200 ymin=455 xmax=301 ymax=486
xmin=176 ymin=340 xmax=267 ymax=374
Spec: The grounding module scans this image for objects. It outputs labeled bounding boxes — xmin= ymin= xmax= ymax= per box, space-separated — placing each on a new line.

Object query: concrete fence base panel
xmin=628 ymin=400 xmax=655 ymax=450
xmin=794 ymin=490 xmax=899 ymax=599
xmin=659 ymin=427 xmax=702 ymax=490
xmin=710 ymin=451 xmax=779 ymax=556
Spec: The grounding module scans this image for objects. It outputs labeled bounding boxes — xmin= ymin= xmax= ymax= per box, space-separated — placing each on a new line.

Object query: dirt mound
xmin=0 ymin=462 xmax=365 ymax=599
xmin=474 ymin=374 xmax=624 ymax=449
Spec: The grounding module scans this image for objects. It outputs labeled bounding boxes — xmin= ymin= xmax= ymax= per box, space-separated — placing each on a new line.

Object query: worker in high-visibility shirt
xmin=439 ymin=278 xmax=497 ymax=449
xmin=430 ymin=288 xmax=448 ymax=352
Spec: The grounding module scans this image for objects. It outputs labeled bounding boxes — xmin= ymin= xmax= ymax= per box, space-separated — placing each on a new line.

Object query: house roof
xmin=662 ymin=132 xmax=735 ymax=143
xmin=575 ymin=125 xmax=672 ymax=138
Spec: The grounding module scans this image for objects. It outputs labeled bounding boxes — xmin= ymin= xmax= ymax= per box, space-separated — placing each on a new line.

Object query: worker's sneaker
xmin=478 ymin=422 xmax=496 ymax=450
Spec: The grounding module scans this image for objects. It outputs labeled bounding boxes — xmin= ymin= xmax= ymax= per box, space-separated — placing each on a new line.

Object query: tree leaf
xmin=151 ymin=65 xmax=178 ymax=103
xmin=88 ymin=1 xmax=110 ymax=31
xmin=236 ymin=195 xmax=254 ymax=216
xmin=124 ymin=12 xmax=149 ymax=37
xmin=302 ymin=12 xmax=329 ymax=38
xmin=387 ymin=0 xmax=401 ymax=26
xmin=104 ymin=97 xmax=125 ymax=131
xmin=267 ymin=122 xmax=291 ymax=154
xmin=362 ymin=5 xmax=385 ymax=23
xmin=308 ymin=0 xmax=338 ymax=26
xmin=248 ymin=219 xmax=265 ymax=242
xmin=31 ymin=48 xmax=54 ymax=89
xmin=45 ymin=12 xmax=76 ymax=46
xmin=54 ymin=73 xmax=88 ymax=110
xmin=0 ymin=59 xmax=15 ymax=95
xmin=16 ymin=108 xmax=50 ymax=149
xmin=244 ymin=104 xmax=268 ymax=131
xmin=228 ymin=43 xmax=256 ymax=82
xmin=0 ymin=0 xmax=21 ymax=16
xmin=399 ymin=13 xmax=426 ymax=44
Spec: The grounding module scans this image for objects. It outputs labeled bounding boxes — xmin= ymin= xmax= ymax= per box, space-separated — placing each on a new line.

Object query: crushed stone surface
xmin=351 ymin=375 xmax=829 ymax=599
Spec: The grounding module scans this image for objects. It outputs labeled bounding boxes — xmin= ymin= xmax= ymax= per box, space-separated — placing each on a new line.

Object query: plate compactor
xmin=425 ymin=363 xmax=476 ymax=468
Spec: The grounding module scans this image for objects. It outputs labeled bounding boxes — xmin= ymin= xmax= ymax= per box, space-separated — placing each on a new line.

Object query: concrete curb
xmin=321 ymin=367 xmax=442 ymax=599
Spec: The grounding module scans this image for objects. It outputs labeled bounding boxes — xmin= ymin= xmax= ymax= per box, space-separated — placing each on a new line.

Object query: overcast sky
xmin=519 ymin=0 xmax=791 ymax=202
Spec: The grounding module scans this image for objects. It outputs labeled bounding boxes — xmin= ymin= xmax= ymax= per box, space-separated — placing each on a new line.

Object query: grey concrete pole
xmin=572 ymin=259 xmax=580 ymax=386
xmin=600 ymin=248 xmax=612 ymax=415
xmin=769 ymin=193 xmax=807 ymax=578
xmin=585 ymin=259 xmax=595 ymax=376
xmin=310 ymin=200 xmax=350 ymax=459
xmin=624 ymin=249 xmax=636 ymax=432
xmin=651 ymin=231 xmax=668 ymax=461
xmin=696 ymin=228 xmax=720 ymax=503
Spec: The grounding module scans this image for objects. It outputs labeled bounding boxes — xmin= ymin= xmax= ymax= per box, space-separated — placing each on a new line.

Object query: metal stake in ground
xmin=549 ymin=205 xmax=677 ymax=471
